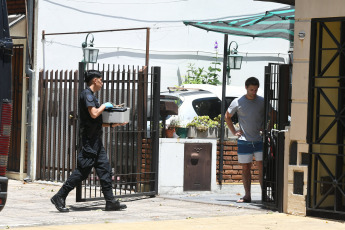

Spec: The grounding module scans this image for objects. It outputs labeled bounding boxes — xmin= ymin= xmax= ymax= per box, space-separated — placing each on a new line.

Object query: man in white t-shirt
xmin=225 ymin=77 xmax=264 ymax=203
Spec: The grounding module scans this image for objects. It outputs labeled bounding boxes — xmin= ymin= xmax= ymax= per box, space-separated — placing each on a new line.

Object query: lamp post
xmin=82 ymin=33 xmax=99 ymax=63
xmin=227 ymin=41 xmax=243 ymax=84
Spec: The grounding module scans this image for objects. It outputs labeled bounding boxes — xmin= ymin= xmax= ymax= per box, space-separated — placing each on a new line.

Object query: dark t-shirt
xmin=79 ymin=87 xmax=103 ymax=139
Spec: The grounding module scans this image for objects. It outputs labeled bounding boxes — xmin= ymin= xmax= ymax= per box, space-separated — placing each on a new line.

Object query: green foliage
xmin=214 ymin=114 xmax=229 ymax=128
xmin=169 ymin=118 xmax=181 ymax=128
xmin=168 ymin=117 xmax=186 ymax=129
xmin=182 ymin=42 xmax=222 ymax=86
xmin=186 ymin=115 xmax=219 ymax=132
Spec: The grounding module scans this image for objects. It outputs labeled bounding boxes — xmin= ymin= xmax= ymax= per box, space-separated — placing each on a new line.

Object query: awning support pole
xmin=218 ymin=34 xmax=228 ymax=186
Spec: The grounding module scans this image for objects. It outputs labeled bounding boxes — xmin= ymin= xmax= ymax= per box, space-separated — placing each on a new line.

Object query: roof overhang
xmin=254 ymin=0 xmax=295 ymax=6
xmin=9 ymin=15 xmax=25 ymax=28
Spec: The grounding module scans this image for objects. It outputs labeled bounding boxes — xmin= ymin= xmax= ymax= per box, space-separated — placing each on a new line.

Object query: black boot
xmin=105 ymin=199 xmax=127 ymax=211
xmin=51 ymin=194 xmax=69 ymax=212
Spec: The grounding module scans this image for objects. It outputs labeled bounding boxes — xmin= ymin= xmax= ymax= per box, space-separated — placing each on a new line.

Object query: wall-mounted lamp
xmin=227 ymin=41 xmax=243 ymax=84
xmin=298 ymin=31 xmax=306 ymax=40
xmin=82 ymin=33 xmax=99 ymax=63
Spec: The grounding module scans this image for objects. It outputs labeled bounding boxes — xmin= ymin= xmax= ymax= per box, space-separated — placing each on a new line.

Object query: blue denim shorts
xmin=237 ymin=140 xmax=263 ymax=163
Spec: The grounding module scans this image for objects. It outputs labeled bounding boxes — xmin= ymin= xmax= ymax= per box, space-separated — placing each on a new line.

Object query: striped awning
xmin=184 ymin=7 xmax=294 ymax=41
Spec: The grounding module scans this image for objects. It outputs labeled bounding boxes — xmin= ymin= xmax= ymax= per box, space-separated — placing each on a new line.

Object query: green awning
xmin=184 ymin=7 xmax=294 ymax=41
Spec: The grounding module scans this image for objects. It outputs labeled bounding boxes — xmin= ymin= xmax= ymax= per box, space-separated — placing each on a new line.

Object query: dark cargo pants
xmin=57 ymin=137 xmax=114 ymax=200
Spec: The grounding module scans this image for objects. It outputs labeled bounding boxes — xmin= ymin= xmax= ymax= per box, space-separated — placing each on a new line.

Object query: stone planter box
xmin=187 ymin=127 xmax=238 ymax=139
xmin=187 ymin=127 xmax=218 ymax=138
xmin=224 ymin=127 xmax=238 ymax=140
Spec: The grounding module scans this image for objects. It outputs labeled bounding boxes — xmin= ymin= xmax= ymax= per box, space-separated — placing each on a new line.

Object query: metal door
xmin=7 ymin=45 xmax=24 ymax=172
xmin=307 ymin=18 xmax=345 ymax=220
xmin=184 ymin=143 xmax=212 ymax=191
xmin=262 ymin=63 xmax=291 ymax=212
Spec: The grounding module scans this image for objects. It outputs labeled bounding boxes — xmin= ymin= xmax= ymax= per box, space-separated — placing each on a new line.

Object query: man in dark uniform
xmin=50 ymin=70 xmax=127 ymax=212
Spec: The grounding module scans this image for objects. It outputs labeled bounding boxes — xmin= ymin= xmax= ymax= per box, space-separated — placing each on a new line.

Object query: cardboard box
xmin=102 ymin=107 xmax=130 ymax=123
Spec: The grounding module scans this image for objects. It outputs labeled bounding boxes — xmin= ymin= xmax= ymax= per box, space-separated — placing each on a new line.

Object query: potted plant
xmin=165 ymin=126 xmax=175 ymax=138
xmin=186 ymin=115 xmax=219 ymax=138
xmin=169 ymin=117 xmax=188 ymax=138
xmin=175 ymin=124 xmax=188 ymax=138
xmin=165 ymin=118 xmax=180 ymax=138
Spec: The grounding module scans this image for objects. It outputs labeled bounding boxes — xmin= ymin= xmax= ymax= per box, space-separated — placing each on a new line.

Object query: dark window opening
xmin=192 ymin=97 xmax=221 ymax=119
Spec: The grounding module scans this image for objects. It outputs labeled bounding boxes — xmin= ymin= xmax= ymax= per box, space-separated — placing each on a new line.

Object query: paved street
xmin=0 ymin=179 xmax=344 ymax=230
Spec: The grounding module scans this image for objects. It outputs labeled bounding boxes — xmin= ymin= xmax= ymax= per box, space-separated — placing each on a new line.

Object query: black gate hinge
xmin=0 ymin=38 xmax=13 ymax=56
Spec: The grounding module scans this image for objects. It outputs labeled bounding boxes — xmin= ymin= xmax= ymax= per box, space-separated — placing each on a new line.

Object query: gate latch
xmin=271 ymin=129 xmax=288 ymax=133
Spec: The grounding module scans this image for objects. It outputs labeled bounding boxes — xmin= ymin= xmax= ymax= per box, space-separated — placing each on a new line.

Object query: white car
xmin=161 ymin=84 xmax=252 ymax=126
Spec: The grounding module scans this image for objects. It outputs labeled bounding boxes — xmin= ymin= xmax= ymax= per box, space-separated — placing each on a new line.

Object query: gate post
xmin=277 ymin=64 xmax=290 ymax=212
xmin=76 ymin=62 xmax=85 ymax=202
xmin=151 ymin=66 xmax=161 ymax=194
xmin=262 ymin=63 xmax=290 ymax=212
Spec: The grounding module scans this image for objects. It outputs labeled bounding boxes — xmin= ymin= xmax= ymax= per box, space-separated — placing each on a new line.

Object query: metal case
xmin=102 ymin=107 xmax=130 ymax=123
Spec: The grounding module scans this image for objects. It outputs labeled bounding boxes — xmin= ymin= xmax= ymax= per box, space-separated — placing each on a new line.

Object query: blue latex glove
xmin=103 ymin=102 xmax=113 ymax=109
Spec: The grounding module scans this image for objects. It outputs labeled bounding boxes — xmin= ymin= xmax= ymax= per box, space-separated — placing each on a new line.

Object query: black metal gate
xmin=262 ymin=63 xmax=291 ymax=212
xmin=37 ymin=64 xmax=160 ymax=200
xmin=306 ymin=18 xmax=345 ymax=219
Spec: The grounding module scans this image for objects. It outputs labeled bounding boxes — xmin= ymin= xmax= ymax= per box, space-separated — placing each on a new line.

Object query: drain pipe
xmin=24 ymin=0 xmax=35 ymax=181
xmin=24 ymin=62 xmax=34 ymax=182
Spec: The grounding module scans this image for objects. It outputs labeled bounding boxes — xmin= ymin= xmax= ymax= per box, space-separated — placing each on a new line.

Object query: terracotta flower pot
xmin=165 ymin=128 xmax=175 ymax=138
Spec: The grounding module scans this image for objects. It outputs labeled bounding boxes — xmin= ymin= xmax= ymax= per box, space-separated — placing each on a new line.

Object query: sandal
xmin=236 ymin=197 xmax=251 ymax=203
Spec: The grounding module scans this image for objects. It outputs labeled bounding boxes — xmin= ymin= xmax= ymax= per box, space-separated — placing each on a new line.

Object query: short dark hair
xmin=245 ymin=77 xmax=260 ymax=87
xmin=85 ymin=70 xmax=102 ymax=85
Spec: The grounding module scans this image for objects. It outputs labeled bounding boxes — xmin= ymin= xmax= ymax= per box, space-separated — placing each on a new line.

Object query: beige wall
xmin=286 ymin=0 xmax=345 ymax=216
xmin=296 ymin=0 xmax=345 ymax=19
xmin=10 ymin=18 xmax=26 ymax=37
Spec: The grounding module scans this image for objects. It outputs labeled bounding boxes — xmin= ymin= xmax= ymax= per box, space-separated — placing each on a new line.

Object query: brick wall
xmin=141 ymin=139 xmax=152 ymax=184
xmin=141 ymin=139 xmax=259 ymax=184
xmin=217 ymin=140 xmax=259 ymax=184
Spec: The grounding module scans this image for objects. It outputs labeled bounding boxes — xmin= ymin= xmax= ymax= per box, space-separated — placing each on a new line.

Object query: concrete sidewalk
xmin=1 ymin=180 xmax=344 ymax=230
xmin=8 ymin=214 xmax=345 ymax=230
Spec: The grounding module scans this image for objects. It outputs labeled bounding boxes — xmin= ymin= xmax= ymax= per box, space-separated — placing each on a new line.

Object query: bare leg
xmin=241 ymin=163 xmax=252 ymax=201
xmin=256 ymin=160 xmax=263 ymax=189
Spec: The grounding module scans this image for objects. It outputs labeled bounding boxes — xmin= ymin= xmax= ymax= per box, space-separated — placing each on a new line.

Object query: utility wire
xmin=63 ymin=0 xmax=188 ymax=4
xmin=44 ymin=40 xmax=289 ymax=57
xmin=44 ymin=0 xmax=289 ymax=23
